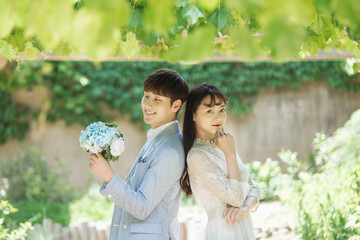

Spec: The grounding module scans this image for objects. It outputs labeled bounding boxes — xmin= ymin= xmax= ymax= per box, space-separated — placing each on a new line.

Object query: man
xmin=88 ymin=69 xmax=189 ymax=240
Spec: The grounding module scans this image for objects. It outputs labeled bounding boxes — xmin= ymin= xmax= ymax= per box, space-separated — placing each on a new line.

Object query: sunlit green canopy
xmin=0 ymin=0 xmax=359 ymax=62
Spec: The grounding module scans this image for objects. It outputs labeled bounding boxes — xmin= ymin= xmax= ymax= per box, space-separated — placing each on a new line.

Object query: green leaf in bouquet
xmin=104 ymin=122 xmax=118 ymax=128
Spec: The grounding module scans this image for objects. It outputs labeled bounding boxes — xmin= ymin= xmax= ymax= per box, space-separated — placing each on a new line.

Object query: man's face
xmin=141 ymin=91 xmax=178 ymax=129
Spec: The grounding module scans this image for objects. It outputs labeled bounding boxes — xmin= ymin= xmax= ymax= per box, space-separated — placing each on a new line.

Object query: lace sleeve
xmin=188 ymin=148 xmax=251 ymax=207
xmin=247 ymin=176 xmax=261 ymax=212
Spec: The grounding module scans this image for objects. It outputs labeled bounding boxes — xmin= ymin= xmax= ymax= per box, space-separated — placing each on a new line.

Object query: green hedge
xmin=0 ymin=61 xmax=359 ymax=144
xmin=280 ymin=109 xmax=360 ymax=239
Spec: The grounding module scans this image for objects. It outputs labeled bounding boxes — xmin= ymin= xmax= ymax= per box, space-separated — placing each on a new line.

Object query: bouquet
xmin=79 ymin=121 xmax=124 ymax=161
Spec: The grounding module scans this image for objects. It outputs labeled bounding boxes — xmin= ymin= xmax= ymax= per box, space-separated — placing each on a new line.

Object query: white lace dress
xmin=187 ymin=138 xmax=261 ymax=240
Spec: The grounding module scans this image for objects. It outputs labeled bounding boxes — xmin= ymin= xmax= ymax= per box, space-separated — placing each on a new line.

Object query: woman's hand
xmin=215 ymin=129 xmax=242 ymax=181
xmin=214 ymin=130 xmax=236 ymax=157
xmin=222 ymin=206 xmax=249 ymax=224
xmin=88 ymin=152 xmax=115 ymax=183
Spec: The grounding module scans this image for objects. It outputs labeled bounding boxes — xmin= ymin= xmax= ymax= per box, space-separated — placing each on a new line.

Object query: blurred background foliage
xmin=279 ymin=109 xmax=360 ymax=239
xmin=0 ymin=0 xmax=360 ymax=62
xmin=1 ymin=60 xmax=359 ymax=144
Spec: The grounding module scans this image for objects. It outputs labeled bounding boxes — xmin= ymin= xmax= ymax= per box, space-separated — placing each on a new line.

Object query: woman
xmin=180 ymin=83 xmax=260 ymax=240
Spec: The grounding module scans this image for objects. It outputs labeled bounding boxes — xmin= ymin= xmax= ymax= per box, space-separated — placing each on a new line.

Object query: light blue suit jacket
xmin=99 ymin=121 xmax=185 ymax=240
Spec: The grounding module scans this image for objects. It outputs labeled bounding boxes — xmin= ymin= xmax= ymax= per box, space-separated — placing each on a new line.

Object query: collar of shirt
xmin=146 ymin=120 xmax=177 ymax=141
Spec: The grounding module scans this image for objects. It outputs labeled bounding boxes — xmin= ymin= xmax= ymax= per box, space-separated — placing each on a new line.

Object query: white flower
xmin=89 ymin=145 xmax=102 ymax=154
xmin=110 ymin=137 xmax=125 ymax=156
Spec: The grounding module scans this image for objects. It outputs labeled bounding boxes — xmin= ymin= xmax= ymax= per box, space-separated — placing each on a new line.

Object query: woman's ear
xmin=172 ymin=99 xmax=182 ymax=112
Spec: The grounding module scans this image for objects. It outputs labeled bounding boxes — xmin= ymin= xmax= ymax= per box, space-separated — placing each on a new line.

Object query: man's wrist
xmin=104 ymin=172 xmax=115 ymax=184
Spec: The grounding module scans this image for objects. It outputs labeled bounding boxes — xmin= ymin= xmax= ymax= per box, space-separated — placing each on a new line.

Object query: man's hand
xmin=222 ymin=206 xmax=249 ymax=224
xmin=88 ymin=152 xmax=115 ymax=183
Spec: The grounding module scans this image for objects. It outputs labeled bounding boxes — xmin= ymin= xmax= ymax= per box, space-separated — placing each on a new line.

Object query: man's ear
xmin=172 ymin=99 xmax=182 ymax=112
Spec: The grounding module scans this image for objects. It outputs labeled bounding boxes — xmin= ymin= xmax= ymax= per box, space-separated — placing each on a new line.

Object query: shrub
xmin=0 ymin=147 xmax=75 ymax=203
xmin=280 ymin=109 xmax=360 ymax=239
xmin=0 ymin=200 xmax=32 ymax=240
xmin=246 ymin=158 xmax=284 ymax=201
xmin=0 ymin=148 xmax=74 ymax=227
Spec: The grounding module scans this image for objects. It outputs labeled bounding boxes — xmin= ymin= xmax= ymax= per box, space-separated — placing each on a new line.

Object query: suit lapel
xmin=125 ymin=121 xmax=180 ymax=182
xmin=125 ymin=145 xmax=148 ymax=182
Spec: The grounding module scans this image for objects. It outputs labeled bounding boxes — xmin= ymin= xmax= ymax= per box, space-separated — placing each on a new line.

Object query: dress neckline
xmin=194 ymin=138 xmax=216 ymax=146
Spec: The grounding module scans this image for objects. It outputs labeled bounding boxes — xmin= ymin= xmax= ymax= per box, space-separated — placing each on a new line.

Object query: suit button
xmin=123 ymin=225 xmax=127 ymax=230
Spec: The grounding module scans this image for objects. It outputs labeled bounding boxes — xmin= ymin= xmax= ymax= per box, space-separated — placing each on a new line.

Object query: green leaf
xmin=135 ymin=28 xmax=159 ymax=47
xmin=7 ymin=30 xmax=27 ymax=52
xmin=314 ymin=0 xmax=331 ymax=11
xmin=24 ymin=41 xmax=40 ymax=57
xmin=332 ymin=0 xmax=360 ymax=30
xmin=175 ymin=0 xmax=188 ymax=8
xmin=121 ymin=34 xmax=140 ymax=58
xmin=53 ymin=41 xmax=74 ymax=56
xmin=144 ymin=0 xmax=176 ymax=34
xmin=182 ymin=4 xmax=205 ymax=25
xmin=207 ymin=8 xmax=231 ymax=30
xmin=0 ymin=0 xmax=15 ymax=37
xmin=353 ymin=62 xmax=360 ymax=73
xmin=0 ymin=40 xmax=16 ymax=61
xmin=225 ymin=0 xmax=265 ymax=14
xmin=170 ymin=11 xmax=188 ymax=35
xmin=128 ymin=9 xmax=144 ymax=30
xmin=262 ymin=19 xmax=306 ymax=59
xmin=169 ymin=24 xmax=215 ymax=62
xmin=197 ymin=0 xmax=220 ymax=11
xmin=229 ymin=27 xmax=256 ymax=59
xmin=346 ymin=41 xmax=360 ymax=58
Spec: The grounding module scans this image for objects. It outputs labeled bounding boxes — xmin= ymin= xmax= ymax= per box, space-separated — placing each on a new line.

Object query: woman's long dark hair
xmin=180 ymin=83 xmax=227 ymax=196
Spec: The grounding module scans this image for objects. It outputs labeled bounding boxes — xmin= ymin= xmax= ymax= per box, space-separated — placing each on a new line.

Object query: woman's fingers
xmin=231 ymin=208 xmax=238 ymax=224
xmin=222 ymin=207 xmax=232 ymax=218
xmin=226 ymin=207 xmax=236 ymax=224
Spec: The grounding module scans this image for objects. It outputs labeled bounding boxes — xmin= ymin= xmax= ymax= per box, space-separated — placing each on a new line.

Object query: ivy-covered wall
xmin=1 ymin=60 xmax=360 ymax=188
xmin=1 ymin=60 xmax=359 ymax=145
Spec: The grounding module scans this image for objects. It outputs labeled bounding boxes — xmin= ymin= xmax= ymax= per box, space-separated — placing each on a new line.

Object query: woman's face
xmin=193 ymin=95 xmax=227 ymax=140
